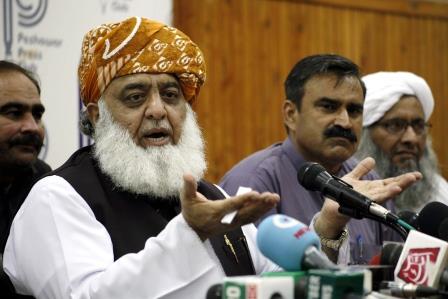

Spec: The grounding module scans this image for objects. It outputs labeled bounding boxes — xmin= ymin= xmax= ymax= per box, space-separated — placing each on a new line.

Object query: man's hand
xmin=315 ymin=157 xmax=422 ymax=241
xmin=342 ymin=157 xmax=422 ymax=205
xmin=180 ymin=174 xmax=280 ymax=241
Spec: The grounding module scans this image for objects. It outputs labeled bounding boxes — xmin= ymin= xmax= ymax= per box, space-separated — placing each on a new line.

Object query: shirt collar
xmin=281 ymin=136 xmax=308 ymax=173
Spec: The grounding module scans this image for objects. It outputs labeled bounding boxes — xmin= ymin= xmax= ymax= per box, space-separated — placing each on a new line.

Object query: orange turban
xmin=78 ymin=16 xmax=206 ymax=105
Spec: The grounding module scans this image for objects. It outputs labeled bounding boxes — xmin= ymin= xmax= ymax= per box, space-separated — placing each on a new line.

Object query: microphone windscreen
xmin=438 ymin=218 xmax=448 ymax=242
xmin=257 ymin=214 xmax=320 ymax=271
xmin=418 ymin=201 xmax=448 ymax=239
xmin=297 ymin=162 xmax=326 ymax=191
xmin=397 ymin=210 xmax=420 ymax=230
xmin=205 ymin=284 xmax=222 ymax=299
xmin=379 ymin=242 xmax=403 ymax=265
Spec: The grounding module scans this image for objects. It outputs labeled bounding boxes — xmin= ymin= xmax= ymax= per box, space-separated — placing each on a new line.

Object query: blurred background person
xmin=355 ymin=71 xmax=448 ymax=213
xmin=0 ymin=60 xmax=49 ymax=298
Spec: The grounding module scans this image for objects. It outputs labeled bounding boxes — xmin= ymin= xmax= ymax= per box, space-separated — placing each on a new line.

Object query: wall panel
xmin=173 ymin=0 xmax=448 ymax=182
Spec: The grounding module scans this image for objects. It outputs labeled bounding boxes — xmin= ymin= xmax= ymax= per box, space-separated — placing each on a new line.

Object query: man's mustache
xmin=9 ymin=133 xmax=44 ymax=150
xmin=323 ymin=126 xmax=357 ymax=143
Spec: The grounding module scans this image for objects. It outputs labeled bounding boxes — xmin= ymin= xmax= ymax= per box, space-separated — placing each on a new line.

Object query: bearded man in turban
xmin=2 ymin=17 xmax=281 ymax=298
xmin=355 ymin=71 xmax=448 ymax=213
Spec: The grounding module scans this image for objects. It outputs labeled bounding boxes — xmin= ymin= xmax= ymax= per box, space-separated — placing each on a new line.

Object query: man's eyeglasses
xmin=374 ymin=118 xmax=431 ymax=135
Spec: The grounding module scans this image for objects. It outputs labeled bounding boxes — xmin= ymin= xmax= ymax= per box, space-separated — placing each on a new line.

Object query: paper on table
xmin=221 ymin=186 xmax=252 ymax=224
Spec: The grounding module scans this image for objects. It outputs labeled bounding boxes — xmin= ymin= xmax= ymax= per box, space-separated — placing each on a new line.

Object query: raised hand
xmin=314 ymin=157 xmax=421 ymax=251
xmin=341 ymin=157 xmax=421 ymax=204
xmin=180 ymin=174 xmax=280 ymax=240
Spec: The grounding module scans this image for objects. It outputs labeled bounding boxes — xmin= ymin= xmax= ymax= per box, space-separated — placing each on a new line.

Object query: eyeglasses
xmin=374 ymin=118 xmax=431 ymax=135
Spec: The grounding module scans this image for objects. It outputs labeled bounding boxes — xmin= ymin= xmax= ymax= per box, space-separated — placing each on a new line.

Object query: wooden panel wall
xmin=173 ymin=0 xmax=448 ymax=182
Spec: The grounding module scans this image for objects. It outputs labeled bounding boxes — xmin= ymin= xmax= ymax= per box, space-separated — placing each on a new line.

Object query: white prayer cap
xmin=362 ymin=71 xmax=434 ymax=126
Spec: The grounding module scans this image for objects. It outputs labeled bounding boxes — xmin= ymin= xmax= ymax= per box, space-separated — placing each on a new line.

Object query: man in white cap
xmin=356 ymin=71 xmax=448 ymax=213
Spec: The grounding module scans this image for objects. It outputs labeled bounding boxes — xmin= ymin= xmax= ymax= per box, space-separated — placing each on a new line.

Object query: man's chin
xmin=325 ymin=144 xmax=355 ymax=159
xmin=0 ymin=156 xmax=37 ymax=175
xmin=11 ymin=149 xmax=39 ymax=164
xmin=393 ymin=159 xmax=418 ymax=173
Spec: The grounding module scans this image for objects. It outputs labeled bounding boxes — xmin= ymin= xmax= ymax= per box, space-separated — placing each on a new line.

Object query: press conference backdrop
xmin=173 ymin=0 xmax=448 ymax=182
xmin=0 ymin=0 xmax=172 ymax=168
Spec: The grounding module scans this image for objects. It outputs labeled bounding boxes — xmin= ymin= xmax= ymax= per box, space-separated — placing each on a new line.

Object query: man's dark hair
xmin=284 ymin=54 xmax=366 ymax=109
xmin=0 ymin=60 xmax=41 ymax=95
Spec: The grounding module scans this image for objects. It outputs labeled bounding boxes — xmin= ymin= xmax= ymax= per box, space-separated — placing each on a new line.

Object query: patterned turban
xmin=362 ymin=71 xmax=434 ymax=127
xmin=78 ymin=16 xmax=206 ymax=105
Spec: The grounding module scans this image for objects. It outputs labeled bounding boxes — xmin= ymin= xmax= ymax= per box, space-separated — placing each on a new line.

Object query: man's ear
xmin=86 ymin=102 xmax=99 ymax=125
xmin=282 ymin=100 xmax=298 ymax=133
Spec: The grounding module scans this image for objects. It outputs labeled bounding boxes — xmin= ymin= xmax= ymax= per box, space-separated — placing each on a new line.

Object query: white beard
xmin=356 ymin=129 xmax=439 ymax=212
xmin=92 ymin=100 xmax=206 ymax=198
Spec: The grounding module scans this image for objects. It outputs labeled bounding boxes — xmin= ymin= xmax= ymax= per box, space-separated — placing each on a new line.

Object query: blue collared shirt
xmin=220 ymin=137 xmax=400 ymax=264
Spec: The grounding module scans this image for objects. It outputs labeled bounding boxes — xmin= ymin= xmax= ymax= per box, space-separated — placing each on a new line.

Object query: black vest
xmin=49 ymin=146 xmax=255 ymax=276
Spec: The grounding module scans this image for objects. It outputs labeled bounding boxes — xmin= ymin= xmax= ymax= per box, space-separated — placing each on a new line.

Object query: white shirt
xmin=3 ymin=175 xmax=279 ymax=299
xmin=309 ymin=213 xmax=350 ymax=265
xmin=413 ymin=174 xmax=448 ymax=213
xmin=433 ymin=174 xmax=448 ymax=207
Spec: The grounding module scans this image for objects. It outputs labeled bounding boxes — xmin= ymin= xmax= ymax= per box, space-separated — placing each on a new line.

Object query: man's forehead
xmin=305 ymin=74 xmax=364 ymax=102
xmin=109 ymin=73 xmax=180 ymax=89
xmin=307 ymin=73 xmax=360 ymax=87
xmin=0 ymin=91 xmax=42 ymax=108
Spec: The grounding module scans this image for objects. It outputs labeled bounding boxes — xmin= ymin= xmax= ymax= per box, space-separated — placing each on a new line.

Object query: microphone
xmin=205 ymin=275 xmax=298 ymax=299
xmin=365 ymin=243 xmax=403 ymax=290
xmin=379 ymin=243 xmax=404 ymax=266
xmin=207 ymin=271 xmax=366 ymax=299
xmin=256 ymin=214 xmax=338 ymax=271
xmin=394 ymin=230 xmax=448 ymax=288
xmin=418 ymin=201 xmax=448 ymax=241
xmin=396 ymin=211 xmax=419 ymax=231
xmin=256 ymin=215 xmax=370 ymax=298
xmin=297 ymin=162 xmax=396 ymax=222
xmin=378 ymin=240 xmax=448 ymax=288
xmin=305 ymin=269 xmax=365 ymax=299
xmin=379 ymin=281 xmax=448 ymax=298
xmin=348 ymin=244 xmax=401 ymax=291
xmin=206 ymin=284 xmax=222 ymax=299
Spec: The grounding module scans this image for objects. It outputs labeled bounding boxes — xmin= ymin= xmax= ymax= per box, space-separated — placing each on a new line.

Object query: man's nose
xmin=21 ymin=113 xmax=41 ymax=133
xmin=400 ymin=125 xmax=420 ymax=144
xmin=334 ymin=109 xmax=352 ymax=128
xmin=144 ymin=93 xmax=167 ymax=120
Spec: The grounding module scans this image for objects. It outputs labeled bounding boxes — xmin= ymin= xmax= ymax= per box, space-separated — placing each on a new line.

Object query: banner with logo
xmin=1 ymin=0 xmax=172 ymax=168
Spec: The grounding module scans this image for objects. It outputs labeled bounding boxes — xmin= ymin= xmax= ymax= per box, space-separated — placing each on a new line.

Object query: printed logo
xmin=3 ymin=0 xmax=53 ymax=158
xmin=272 ymin=214 xmax=299 ymax=229
xmin=247 ymin=284 xmax=257 ymax=299
xmin=294 ymin=226 xmax=310 ymax=239
xmin=397 ymin=247 xmax=440 ymax=285
xmin=3 ymin=0 xmax=48 ymax=58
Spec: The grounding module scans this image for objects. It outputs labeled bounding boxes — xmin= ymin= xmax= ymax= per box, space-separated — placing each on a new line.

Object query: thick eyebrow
xmin=158 ymin=81 xmax=181 ymax=90
xmin=383 ymin=117 xmax=424 ymax=122
xmin=119 ymin=80 xmax=180 ymax=93
xmin=347 ymin=102 xmax=363 ymax=110
xmin=0 ymin=101 xmax=45 ymax=113
xmin=117 ymin=82 xmax=150 ymax=99
xmin=32 ymin=103 xmax=46 ymax=114
xmin=315 ymin=97 xmax=340 ymax=104
xmin=121 ymin=82 xmax=149 ymax=92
